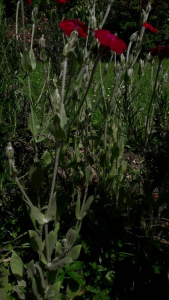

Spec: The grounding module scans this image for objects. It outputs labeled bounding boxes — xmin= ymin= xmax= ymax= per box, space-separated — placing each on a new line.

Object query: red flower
xmin=94 ymin=29 xmax=127 ymax=55
xmin=142 ymin=23 xmax=158 ymax=33
xmin=25 ymin=0 xmax=32 ymax=4
xmin=59 ymin=19 xmax=88 ymax=38
xmin=151 ymin=46 xmax=169 ymax=59
xmin=54 ymin=0 xmax=68 ymax=2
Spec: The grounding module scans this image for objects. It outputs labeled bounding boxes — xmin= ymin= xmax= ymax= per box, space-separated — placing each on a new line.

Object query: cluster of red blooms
xmin=25 ymin=1 xmax=169 ymax=58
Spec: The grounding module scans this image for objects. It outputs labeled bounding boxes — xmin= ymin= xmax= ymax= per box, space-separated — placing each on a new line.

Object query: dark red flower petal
xmin=59 ymin=19 xmax=88 ymax=38
xmin=142 ymin=22 xmax=158 ymax=33
xmin=151 ymin=46 xmax=169 ymax=59
xmin=94 ymin=29 xmax=127 ymax=55
xmin=54 ymin=0 xmax=68 ymax=2
xmin=25 ymin=0 xmax=32 ymax=4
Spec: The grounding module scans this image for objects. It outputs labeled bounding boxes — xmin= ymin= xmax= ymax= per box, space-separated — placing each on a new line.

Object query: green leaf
xmin=27 ymin=260 xmax=36 ymax=283
xmin=0 ymin=266 xmax=8 ymax=300
xmin=41 ymin=151 xmax=51 ymax=167
xmin=32 ymin=276 xmax=44 ymax=300
xmin=10 ymin=252 xmax=24 ymax=281
xmin=46 ymin=281 xmax=61 ymax=300
xmin=29 ymin=49 xmax=36 ymax=70
xmin=13 ymin=285 xmax=26 ymax=300
xmin=86 ymin=286 xmax=100 ymax=294
xmin=46 ymin=192 xmax=57 ymax=222
xmin=37 ymin=126 xmax=51 ymax=143
xmin=67 ymin=271 xmax=85 ymax=286
xmin=29 ymin=230 xmax=42 ymax=255
xmin=35 ymin=263 xmax=46 ymax=290
xmin=40 ymin=48 xmax=47 ymax=62
xmin=29 ymin=161 xmax=44 ymax=190
xmin=75 ymin=193 xmax=81 ymax=220
xmin=21 ymin=48 xmax=32 ymax=73
xmin=55 ymin=241 xmax=62 ymax=258
xmin=49 ymin=104 xmax=67 ymax=140
xmin=48 ymin=257 xmax=73 ymax=271
xmin=80 ymin=196 xmax=94 ymax=219
xmin=30 ymin=206 xmax=46 ymax=225
xmin=28 ymin=107 xmax=40 ymax=137
xmin=66 ymin=245 xmax=81 ymax=261
xmin=66 ymin=279 xmax=80 ymax=299
xmin=48 ymin=230 xmax=56 ymax=260
xmin=66 ymin=228 xmax=78 ymax=249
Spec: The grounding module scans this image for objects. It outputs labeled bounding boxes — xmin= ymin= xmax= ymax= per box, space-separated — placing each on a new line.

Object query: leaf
xmin=47 ymin=230 xmax=56 ymax=260
xmin=80 ymin=196 xmax=94 ymax=219
xmin=10 ymin=252 xmax=24 ymax=281
xmin=13 ymin=285 xmax=25 ymax=300
xmin=48 ymin=257 xmax=73 ymax=271
xmin=37 ymin=126 xmax=51 ymax=143
xmin=30 ymin=206 xmax=46 ymax=225
xmin=29 ymin=49 xmax=36 ymax=70
xmin=75 ymin=193 xmax=81 ymax=220
xmin=46 ymin=281 xmax=61 ymax=300
xmin=66 ymin=245 xmax=81 ymax=262
xmin=67 ymin=271 xmax=85 ymax=286
xmin=27 ymin=260 xmax=36 ymax=283
xmin=66 ymin=228 xmax=78 ymax=249
xmin=21 ymin=48 xmax=32 ymax=73
xmin=35 ymin=263 xmax=46 ymax=290
xmin=49 ymin=104 xmax=67 ymax=140
xmin=29 ymin=230 xmax=42 ymax=255
xmin=55 ymin=241 xmax=62 ymax=258
xmin=66 ymin=279 xmax=80 ymax=299
xmin=86 ymin=286 xmax=100 ymax=294
xmin=32 ymin=276 xmax=44 ymax=300
xmin=46 ymin=192 xmax=57 ymax=222
xmin=29 ymin=161 xmax=43 ymax=191
xmin=0 ymin=266 xmax=8 ymax=300
xmin=28 ymin=106 xmax=40 ymax=137
xmin=41 ymin=151 xmax=51 ymax=167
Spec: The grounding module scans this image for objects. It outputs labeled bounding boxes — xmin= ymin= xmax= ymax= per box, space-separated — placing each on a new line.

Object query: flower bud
xmin=114 ymin=62 xmax=121 ymax=74
xmin=146 ymin=52 xmax=151 ymax=62
xmin=162 ymin=72 xmax=168 ymax=82
xmin=38 ymin=34 xmax=45 ymax=49
xmin=141 ymin=9 xmax=147 ymax=22
xmin=127 ymin=68 xmax=133 ymax=78
xmin=89 ymin=16 xmax=97 ymax=30
xmin=32 ymin=6 xmax=38 ymax=23
xmin=130 ymin=31 xmax=138 ymax=42
xmin=146 ymin=2 xmax=151 ymax=14
xmin=6 ymin=142 xmax=14 ymax=159
xmin=63 ymin=30 xmax=78 ymax=57
xmin=120 ymin=53 xmax=125 ymax=66
xmin=138 ymin=59 xmax=144 ymax=77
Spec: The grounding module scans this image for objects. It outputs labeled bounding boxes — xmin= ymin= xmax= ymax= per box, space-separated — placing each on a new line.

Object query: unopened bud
xmin=32 ymin=6 xmax=38 ymax=23
xmin=130 ymin=31 xmax=138 ymax=42
xmin=63 ymin=30 xmax=78 ymax=57
xmin=138 ymin=59 xmax=144 ymax=77
xmin=128 ymin=68 xmax=133 ymax=78
xmin=120 ymin=53 xmax=125 ymax=66
xmin=62 ymin=239 xmax=68 ymax=250
xmin=146 ymin=52 xmax=151 ymax=62
xmin=6 ymin=142 xmax=14 ymax=159
xmin=163 ymin=72 xmax=168 ymax=82
xmin=146 ymin=2 xmax=151 ymax=14
xmin=141 ymin=9 xmax=147 ymax=22
xmin=89 ymin=16 xmax=97 ymax=30
xmin=114 ymin=62 xmax=121 ymax=74
xmin=38 ymin=34 xmax=45 ymax=49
